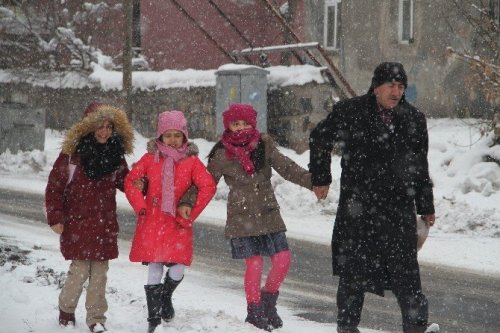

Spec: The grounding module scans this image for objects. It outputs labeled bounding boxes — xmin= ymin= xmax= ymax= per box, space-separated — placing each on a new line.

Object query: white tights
xmin=147 ymin=263 xmax=185 ymax=285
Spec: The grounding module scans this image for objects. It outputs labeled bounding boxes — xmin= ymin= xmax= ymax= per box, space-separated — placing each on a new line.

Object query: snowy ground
xmin=1 ymin=215 xmax=359 ymax=333
xmin=0 ymin=118 xmax=499 ymax=332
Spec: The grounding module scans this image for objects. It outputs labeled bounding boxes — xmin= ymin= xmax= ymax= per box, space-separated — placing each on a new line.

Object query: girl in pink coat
xmin=125 ymin=111 xmax=216 ymax=333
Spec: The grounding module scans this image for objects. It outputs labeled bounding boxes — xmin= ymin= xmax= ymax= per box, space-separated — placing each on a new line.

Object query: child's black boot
xmin=144 ymin=284 xmax=163 ymax=333
xmin=245 ymin=302 xmax=273 ymax=331
xmin=161 ymin=275 xmax=182 ymax=322
xmin=261 ymin=289 xmax=283 ymax=329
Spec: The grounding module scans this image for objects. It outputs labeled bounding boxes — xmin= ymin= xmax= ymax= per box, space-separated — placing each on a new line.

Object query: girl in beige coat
xmin=207 ymin=104 xmax=312 ymax=331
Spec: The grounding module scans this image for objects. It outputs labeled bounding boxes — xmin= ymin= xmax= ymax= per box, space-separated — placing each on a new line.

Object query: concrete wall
xmin=268 ymin=82 xmax=335 ymax=152
xmin=0 ymin=82 xmax=336 ymax=153
xmin=0 ymin=103 xmax=45 ymax=154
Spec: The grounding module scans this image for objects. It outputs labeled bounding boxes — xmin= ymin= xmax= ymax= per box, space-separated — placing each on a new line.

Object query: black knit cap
xmin=370 ymin=62 xmax=408 ymax=90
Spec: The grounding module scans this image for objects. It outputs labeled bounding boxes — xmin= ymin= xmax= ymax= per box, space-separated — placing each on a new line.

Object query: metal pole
xmin=123 ymin=0 xmax=133 ymax=119
xmin=238 ymin=42 xmax=319 ymax=55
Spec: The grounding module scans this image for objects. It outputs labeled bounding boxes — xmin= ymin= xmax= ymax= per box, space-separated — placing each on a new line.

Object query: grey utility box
xmin=0 ymin=103 xmax=45 ymax=154
xmin=215 ymin=65 xmax=269 ymax=136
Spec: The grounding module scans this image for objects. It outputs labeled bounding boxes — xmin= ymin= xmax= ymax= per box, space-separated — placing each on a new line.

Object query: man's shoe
xmin=425 ymin=323 xmax=440 ymax=333
xmin=406 ymin=323 xmax=440 ymax=333
xmin=337 ymin=325 xmax=361 ymax=333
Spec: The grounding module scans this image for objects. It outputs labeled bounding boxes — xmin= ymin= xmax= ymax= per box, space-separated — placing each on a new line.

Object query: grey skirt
xmin=230 ymin=231 xmax=289 ymax=259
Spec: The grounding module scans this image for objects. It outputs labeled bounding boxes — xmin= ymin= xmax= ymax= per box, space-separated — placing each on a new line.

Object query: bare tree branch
xmin=0 ymin=1 xmax=119 ymax=70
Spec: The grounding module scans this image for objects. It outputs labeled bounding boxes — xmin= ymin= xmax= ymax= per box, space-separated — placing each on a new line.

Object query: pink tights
xmin=244 ymin=250 xmax=291 ymax=304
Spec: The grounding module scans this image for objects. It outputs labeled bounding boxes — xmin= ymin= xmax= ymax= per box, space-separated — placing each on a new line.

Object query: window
xmin=324 ymin=0 xmax=342 ymax=50
xmin=399 ymin=0 xmax=414 ymax=43
xmin=491 ymin=0 xmax=500 ymax=25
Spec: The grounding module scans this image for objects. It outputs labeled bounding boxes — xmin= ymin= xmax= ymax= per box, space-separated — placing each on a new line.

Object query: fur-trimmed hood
xmin=146 ymin=139 xmax=199 ymax=157
xmin=61 ymin=104 xmax=134 ymax=155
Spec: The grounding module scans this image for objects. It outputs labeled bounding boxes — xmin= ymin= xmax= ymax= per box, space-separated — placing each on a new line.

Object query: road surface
xmin=0 ymin=188 xmax=498 ymax=332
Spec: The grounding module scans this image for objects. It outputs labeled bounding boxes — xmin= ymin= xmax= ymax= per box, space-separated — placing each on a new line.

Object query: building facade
xmin=89 ymin=0 xmax=500 ymax=117
xmin=1 ymin=0 xmax=497 ymax=118
xmin=301 ymin=0 xmax=498 ymax=117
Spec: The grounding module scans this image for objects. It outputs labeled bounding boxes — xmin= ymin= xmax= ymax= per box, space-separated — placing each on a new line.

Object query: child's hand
xmin=177 ymin=204 xmax=192 ymax=219
xmin=50 ymin=223 xmax=64 ymax=234
xmin=133 ymin=178 xmax=146 ymax=191
xmin=176 ymin=216 xmax=192 ymax=228
xmin=132 ymin=177 xmax=148 ymax=196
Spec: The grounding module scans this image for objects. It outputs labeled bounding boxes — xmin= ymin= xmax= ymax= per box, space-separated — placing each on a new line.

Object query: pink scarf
xmin=221 ymin=128 xmax=260 ymax=175
xmin=155 ymin=140 xmax=188 ymax=216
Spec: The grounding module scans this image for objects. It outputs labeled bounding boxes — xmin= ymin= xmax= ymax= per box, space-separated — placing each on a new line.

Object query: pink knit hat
xmin=156 ymin=110 xmax=189 ymax=140
xmin=222 ymin=103 xmax=257 ymax=130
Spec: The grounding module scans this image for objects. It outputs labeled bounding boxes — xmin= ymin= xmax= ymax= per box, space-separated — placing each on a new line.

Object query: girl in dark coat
xmin=309 ymin=63 xmax=438 ymax=333
xmin=45 ymin=102 xmax=134 ymax=333
xmin=207 ymin=104 xmax=313 ymax=331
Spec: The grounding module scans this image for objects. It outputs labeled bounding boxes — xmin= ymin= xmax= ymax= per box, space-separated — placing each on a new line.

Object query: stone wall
xmin=0 ymin=82 xmax=336 ymax=153
xmin=268 ymin=83 xmax=335 ymax=153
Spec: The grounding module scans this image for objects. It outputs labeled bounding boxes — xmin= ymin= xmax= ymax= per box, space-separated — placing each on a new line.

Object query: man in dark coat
xmin=309 ymin=62 xmax=438 ymax=333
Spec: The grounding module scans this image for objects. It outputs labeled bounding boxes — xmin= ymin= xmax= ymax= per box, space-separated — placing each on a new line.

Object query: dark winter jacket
xmin=309 ymin=93 xmax=434 ymax=296
xmin=45 ymin=105 xmax=134 ymax=261
xmin=208 ymin=134 xmax=313 ymax=239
